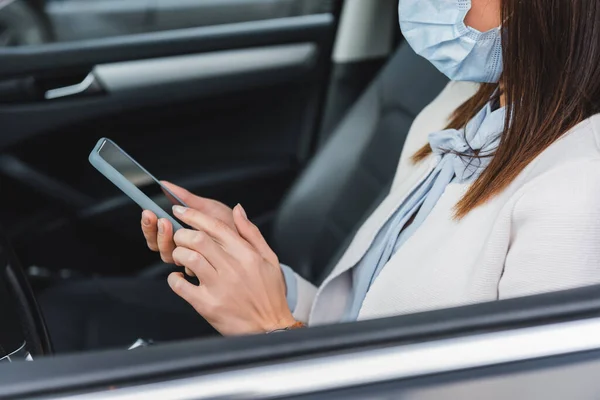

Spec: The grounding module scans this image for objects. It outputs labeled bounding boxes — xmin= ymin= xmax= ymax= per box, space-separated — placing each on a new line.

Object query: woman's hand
xmin=167 ymin=204 xmax=296 ymax=336
xmin=140 ymin=181 xmax=235 ymax=267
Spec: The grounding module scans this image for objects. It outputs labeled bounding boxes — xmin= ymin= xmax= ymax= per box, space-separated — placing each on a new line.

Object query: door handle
xmin=44 ymin=72 xmax=103 ymax=100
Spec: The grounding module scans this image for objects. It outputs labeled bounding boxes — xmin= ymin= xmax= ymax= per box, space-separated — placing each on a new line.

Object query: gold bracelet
xmin=266 ymin=321 xmax=306 ymax=334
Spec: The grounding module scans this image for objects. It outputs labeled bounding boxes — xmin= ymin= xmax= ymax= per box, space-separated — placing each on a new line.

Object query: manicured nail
xmin=158 ymin=219 xmax=165 ymax=234
xmin=167 ymin=273 xmax=178 ymax=289
xmin=172 ymin=205 xmax=187 ymax=215
xmin=142 ymin=211 xmax=151 ymax=226
xmin=238 ymin=204 xmax=247 ymax=219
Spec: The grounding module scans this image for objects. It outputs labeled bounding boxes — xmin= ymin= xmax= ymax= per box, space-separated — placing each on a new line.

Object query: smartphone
xmin=89 ymin=138 xmax=189 ymax=231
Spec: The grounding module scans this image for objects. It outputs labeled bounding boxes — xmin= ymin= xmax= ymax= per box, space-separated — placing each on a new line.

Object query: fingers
xmin=233 ymin=204 xmax=279 ymax=266
xmin=162 ymin=181 xmax=212 ymax=211
xmin=167 ymin=272 xmax=202 ymax=306
xmin=157 ymin=219 xmax=176 ymax=264
xmin=172 ymin=206 xmax=247 ymax=254
xmin=173 ymin=228 xmax=236 ymax=270
xmin=141 ymin=211 xmax=159 ymax=251
xmin=161 ymin=181 xmax=193 ymax=204
xmin=185 ymin=267 xmax=196 ymax=278
xmin=172 ymin=247 xmax=217 ymax=283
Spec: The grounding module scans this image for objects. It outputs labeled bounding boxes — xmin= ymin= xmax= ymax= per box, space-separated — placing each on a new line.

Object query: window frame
xmin=2 ymin=285 xmax=600 ymax=398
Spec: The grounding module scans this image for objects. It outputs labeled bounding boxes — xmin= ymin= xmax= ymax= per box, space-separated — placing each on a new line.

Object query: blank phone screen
xmin=98 ymin=139 xmax=187 ymax=215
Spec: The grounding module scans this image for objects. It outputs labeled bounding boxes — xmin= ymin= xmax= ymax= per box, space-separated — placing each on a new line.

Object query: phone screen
xmin=97 ymin=139 xmax=188 ymax=218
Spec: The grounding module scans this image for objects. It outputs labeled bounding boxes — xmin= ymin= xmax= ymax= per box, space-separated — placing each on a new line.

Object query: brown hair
xmin=413 ymin=0 xmax=600 ymax=218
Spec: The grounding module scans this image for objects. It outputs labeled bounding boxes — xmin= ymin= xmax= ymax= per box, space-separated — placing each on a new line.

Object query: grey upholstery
xmin=271 ymin=43 xmax=448 ymax=283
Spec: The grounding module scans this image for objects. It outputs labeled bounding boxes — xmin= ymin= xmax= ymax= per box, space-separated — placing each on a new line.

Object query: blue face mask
xmin=399 ymin=0 xmax=502 ymax=83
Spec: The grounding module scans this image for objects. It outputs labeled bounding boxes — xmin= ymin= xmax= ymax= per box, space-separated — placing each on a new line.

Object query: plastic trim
xmin=59 ymin=317 xmax=600 ymax=399
xmin=94 ymin=43 xmax=317 ymax=92
xmin=332 ymin=0 xmax=396 ymax=63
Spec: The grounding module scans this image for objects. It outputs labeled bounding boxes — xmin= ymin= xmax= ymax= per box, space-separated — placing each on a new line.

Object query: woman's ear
xmin=465 ymin=0 xmax=502 ymax=32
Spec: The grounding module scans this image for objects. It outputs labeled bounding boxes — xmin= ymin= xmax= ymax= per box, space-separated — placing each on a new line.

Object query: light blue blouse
xmin=282 ymin=101 xmax=506 ymax=322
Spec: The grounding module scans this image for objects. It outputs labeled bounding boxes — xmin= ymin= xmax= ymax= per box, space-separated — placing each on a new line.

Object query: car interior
xmin=1 ymin=0 xmax=444 ymax=353
xmin=2 ymin=0 xmax=600 ymax=398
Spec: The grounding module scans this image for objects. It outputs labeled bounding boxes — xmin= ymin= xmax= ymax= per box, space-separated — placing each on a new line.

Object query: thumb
xmin=233 ymin=204 xmax=279 ymax=266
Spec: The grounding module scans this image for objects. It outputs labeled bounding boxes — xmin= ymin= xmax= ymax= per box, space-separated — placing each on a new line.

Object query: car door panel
xmin=0 ymin=15 xmax=332 ymax=79
xmin=0 ymin=39 xmax=322 ymax=146
xmin=2 ymin=286 xmax=600 ymax=398
xmin=44 ymin=0 xmax=333 ymax=43
xmin=0 ymin=12 xmax=337 ymax=276
xmin=45 ymin=0 xmax=152 ymax=43
xmin=298 ymin=351 xmax=600 ymax=400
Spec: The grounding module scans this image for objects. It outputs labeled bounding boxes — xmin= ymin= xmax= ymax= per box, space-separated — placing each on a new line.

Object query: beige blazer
xmin=291 ymin=81 xmax=600 ymax=325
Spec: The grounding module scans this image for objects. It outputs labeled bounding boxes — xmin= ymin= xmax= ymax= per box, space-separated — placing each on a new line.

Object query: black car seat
xmin=271 ymin=42 xmax=448 ymax=284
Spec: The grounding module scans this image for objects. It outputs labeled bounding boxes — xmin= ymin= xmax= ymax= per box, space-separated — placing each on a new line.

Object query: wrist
xmin=266 ymin=320 xmax=306 ymax=334
xmin=265 ymin=315 xmax=303 ymax=333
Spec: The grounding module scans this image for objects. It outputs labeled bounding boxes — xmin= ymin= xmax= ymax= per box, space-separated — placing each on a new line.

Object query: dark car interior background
xmin=0 ymin=0 xmax=414 ymax=299
xmin=0 ymin=0 xmax=347 ymax=283
xmin=3 ymin=0 xmax=600 ymax=399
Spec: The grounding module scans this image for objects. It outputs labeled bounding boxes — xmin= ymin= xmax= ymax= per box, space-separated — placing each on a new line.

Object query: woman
xmin=141 ymin=0 xmax=600 ymax=335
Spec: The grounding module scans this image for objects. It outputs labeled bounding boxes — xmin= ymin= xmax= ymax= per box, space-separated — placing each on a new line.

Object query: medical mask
xmin=399 ymin=0 xmax=503 ymax=83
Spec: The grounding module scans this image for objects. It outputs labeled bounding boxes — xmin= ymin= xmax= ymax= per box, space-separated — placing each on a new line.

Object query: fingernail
xmin=142 ymin=211 xmax=151 ymax=226
xmin=167 ymin=273 xmax=178 ymax=288
xmin=238 ymin=204 xmax=247 ymax=219
xmin=173 ymin=205 xmax=187 ymax=215
xmin=158 ymin=219 xmax=164 ymax=234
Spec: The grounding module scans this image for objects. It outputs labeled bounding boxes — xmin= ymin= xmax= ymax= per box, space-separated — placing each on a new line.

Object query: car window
xmin=0 ymin=0 xmax=335 ymax=46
